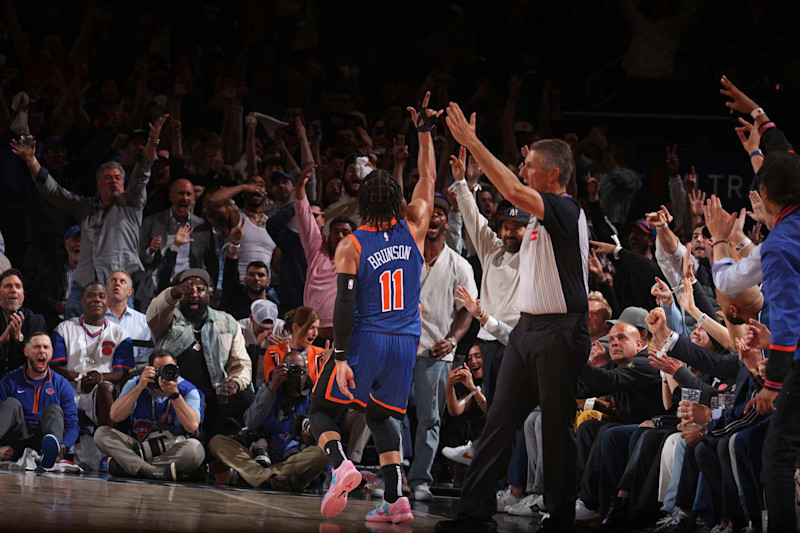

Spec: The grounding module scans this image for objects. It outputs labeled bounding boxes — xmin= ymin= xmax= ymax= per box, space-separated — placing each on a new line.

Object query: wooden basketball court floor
xmin=0 ymin=470 xmax=540 ymax=532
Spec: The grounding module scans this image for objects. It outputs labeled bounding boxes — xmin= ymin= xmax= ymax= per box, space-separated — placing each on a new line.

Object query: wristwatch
xmin=16 ymin=333 xmax=23 ymax=343
xmin=168 ymin=392 xmax=180 ymax=400
xmin=445 ymin=337 xmax=457 ymax=350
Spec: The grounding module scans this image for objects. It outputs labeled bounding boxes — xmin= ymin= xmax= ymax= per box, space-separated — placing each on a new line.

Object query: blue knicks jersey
xmin=349 ymin=219 xmax=423 ymax=336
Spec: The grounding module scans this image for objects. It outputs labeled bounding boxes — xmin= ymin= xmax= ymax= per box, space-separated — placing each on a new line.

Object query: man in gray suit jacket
xmin=136 ymin=178 xmax=218 ymax=310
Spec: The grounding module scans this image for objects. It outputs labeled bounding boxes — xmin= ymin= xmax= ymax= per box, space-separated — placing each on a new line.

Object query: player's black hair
xmin=358 ymin=169 xmax=404 ymax=230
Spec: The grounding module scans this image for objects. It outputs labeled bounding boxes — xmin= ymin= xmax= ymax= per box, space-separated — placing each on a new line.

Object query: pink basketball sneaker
xmin=320 ymin=460 xmax=362 ymax=517
xmin=365 ymin=497 xmax=414 ymax=524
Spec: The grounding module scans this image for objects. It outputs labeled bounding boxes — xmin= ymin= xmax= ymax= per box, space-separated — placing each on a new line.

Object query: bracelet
xmin=735 ymin=237 xmax=752 ymax=252
xmin=712 ymin=240 xmax=729 ymax=248
xmin=696 ymin=313 xmax=708 ymax=327
xmin=148 ymin=138 xmax=160 ymax=146
xmin=652 ymin=222 xmax=667 ymax=229
xmin=749 ymin=149 xmax=763 ymax=159
xmin=474 ymin=310 xmax=485 ymax=320
xmin=750 ymin=107 xmax=765 ymax=120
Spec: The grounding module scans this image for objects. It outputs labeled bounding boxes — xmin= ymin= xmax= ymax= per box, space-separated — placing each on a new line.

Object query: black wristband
xmin=168 ymin=392 xmax=180 ymax=400
xmin=333 ymin=273 xmax=358 ymax=361
xmin=414 ymin=109 xmax=437 ymax=133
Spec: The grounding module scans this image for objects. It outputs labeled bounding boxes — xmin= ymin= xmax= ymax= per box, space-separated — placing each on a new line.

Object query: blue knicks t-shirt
xmin=349 ymin=219 xmax=423 ymax=337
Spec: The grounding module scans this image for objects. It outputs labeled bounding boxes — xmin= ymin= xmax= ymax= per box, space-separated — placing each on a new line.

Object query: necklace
xmin=242 ymin=208 xmax=267 ymax=227
xmin=425 ymin=248 xmax=444 ymax=271
xmin=80 ymin=316 xmax=108 ymax=365
xmin=192 ymin=327 xmax=202 ymax=351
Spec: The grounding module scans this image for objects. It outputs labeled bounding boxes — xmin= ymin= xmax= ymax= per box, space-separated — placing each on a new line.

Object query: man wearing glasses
xmin=146 ymin=268 xmax=252 ymax=439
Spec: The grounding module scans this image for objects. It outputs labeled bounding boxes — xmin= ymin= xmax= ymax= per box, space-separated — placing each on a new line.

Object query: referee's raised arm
xmin=445 ymin=102 xmax=560 ymax=220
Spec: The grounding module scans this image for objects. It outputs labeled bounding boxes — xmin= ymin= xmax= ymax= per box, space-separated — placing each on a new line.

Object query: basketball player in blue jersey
xmin=309 ymin=94 xmax=439 ymax=524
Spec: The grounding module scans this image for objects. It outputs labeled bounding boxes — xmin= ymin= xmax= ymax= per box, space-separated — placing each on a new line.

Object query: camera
xmin=135 ymin=434 xmax=186 ymax=461
xmin=286 ymin=364 xmax=306 ymax=379
xmin=149 ymin=363 xmax=180 ymax=389
xmin=155 ymin=363 xmax=180 ymax=382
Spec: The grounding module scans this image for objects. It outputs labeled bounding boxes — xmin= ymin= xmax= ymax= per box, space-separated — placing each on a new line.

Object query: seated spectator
xmin=440 ymin=343 xmax=487 ymax=470
xmin=51 ymin=282 xmax=134 ymax=427
xmin=209 ymin=350 xmax=327 ymax=491
xmin=263 ymin=306 xmax=326 ymax=385
xmin=146 ymin=268 xmax=252 ymax=438
xmin=220 ymin=224 xmax=274 ymax=320
xmin=0 ymin=269 xmax=46 ymax=377
xmin=94 ymin=351 xmax=205 ymax=481
xmin=28 ymin=226 xmax=81 ymax=330
xmin=138 ymin=177 xmax=218 ymax=308
xmin=104 ymin=270 xmax=153 ymax=369
xmin=238 ymin=299 xmax=286 ymax=389
xmin=0 ymin=332 xmax=79 ymax=468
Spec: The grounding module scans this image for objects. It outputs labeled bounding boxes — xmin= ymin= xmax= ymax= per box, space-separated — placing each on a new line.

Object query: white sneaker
xmin=575 ymin=498 xmax=598 ymax=523
xmin=496 ymin=488 xmax=521 ymax=513
xmin=506 ymin=494 xmax=539 ymax=517
xmin=442 ymin=441 xmax=474 ymax=465
xmin=413 ymin=483 xmax=433 ymax=501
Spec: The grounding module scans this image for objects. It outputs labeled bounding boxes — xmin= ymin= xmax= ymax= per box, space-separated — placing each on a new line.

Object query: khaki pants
xmin=94 ymin=426 xmax=205 ymax=476
xmin=209 ymin=435 xmax=327 ymax=490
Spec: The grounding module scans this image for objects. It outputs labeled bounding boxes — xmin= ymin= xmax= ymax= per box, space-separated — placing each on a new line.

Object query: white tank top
xmin=237 ymin=209 xmax=276 ymax=280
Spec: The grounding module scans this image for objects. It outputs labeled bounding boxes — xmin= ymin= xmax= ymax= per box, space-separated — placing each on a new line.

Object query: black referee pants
xmin=456 ymin=312 xmax=590 ymax=527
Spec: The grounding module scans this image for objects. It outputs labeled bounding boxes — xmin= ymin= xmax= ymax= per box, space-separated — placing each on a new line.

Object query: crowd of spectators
xmin=0 ymin=1 xmax=799 ymax=532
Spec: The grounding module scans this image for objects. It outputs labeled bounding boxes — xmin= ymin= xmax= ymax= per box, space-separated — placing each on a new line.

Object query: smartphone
xmin=452 ymin=354 xmax=466 ymax=369
xmin=20 ymin=135 xmax=34 ymax=149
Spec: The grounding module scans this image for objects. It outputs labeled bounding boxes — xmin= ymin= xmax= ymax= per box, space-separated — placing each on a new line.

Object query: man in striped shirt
xmin=438 ymin=104 xmax=590 ymax=532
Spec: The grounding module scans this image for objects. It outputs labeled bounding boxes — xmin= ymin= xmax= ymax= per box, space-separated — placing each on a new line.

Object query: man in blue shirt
xmin=0 ymin=331 xmax=79 ymax=468
xmin=744 ymin=151 xmax=800 ymax=529
xmin=93 ymin=351 xmax=205 ymax=481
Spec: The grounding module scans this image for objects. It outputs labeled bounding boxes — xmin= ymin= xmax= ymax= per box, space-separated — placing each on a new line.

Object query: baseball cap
xmin=270 ymin=171 xmax=295 ymax=185
xmin=606 ymin=306 xmax=651 ymax=333
xmin=63 ymin=225 xmax=81 ymax=240
xmin=251 ymin=299 xmax=278 ymax=325
xmin=179 ymin=268 xmax=211 ymax=286
xmin=433 ymin=192 xmax=450 ymax=215
xmin=631 ymin=219 xmax=656 ymax=239
xmin=499 ymin=206 xmax=531 ymax=226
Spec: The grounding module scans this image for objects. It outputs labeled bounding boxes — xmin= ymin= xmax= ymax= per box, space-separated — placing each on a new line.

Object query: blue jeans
xmin=408 ymin=356 xmax=449 ymax=489
xmin=662 ymin=437 xmax=686 ymax=514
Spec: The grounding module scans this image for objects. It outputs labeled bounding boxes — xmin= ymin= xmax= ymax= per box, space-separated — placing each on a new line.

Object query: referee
xmin=437 ymin=104 xmax=590 ymax=533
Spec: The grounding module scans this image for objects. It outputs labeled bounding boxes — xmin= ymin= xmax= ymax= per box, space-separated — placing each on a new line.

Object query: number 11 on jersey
xmin=379 ymin=269 xmax=404 ymax=312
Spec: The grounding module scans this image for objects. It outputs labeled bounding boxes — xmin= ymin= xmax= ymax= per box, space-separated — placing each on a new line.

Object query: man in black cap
xmin=146 ymin=268 xmax=253 ymax=437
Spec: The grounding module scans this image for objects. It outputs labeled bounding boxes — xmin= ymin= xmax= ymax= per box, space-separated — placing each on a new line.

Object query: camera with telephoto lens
xmin=286 ymin=364 xmax=305 ymax=379
xmin=148 ymin=363 xmax=180 ymax=389
xmin=135 ymin=434 xmax=186 ymax=461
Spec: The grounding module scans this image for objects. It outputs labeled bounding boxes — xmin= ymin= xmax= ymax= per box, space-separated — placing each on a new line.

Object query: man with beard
xmin=409 ymin=193 xmax=477 ymax=501
xmin=0 ymin=332 xmax=79 ymax=468
xmin=449 ymin=146 xmax=528 ymax=407
xmin=11 ymin=115 xmax=169 ymax=319
xmin=51 ymin=283 xmax=134 ymax=428
xmin=209 ymin=350 xmax=328 ymax=491
xmin=221 ymin=245 xmax=273 ymax=321
xmin=29 ymin=226 xmax=81 ymax=330
xmin=146 ymin=268 xmax=252 ymax=438
xmin=323 ymin=153 xmax=375 ymax=231
xmin=104 ymin=270 xmax=153 ymax=369
xmin=0 ymin=269 xmax=47 ymax=378
xmin=296 ymin=163 xmax=356 ymax=341
xmin=137 ymin=178 xmax=217 ymax=308
xmin=207 ymin=175 xmax=278 ymax=282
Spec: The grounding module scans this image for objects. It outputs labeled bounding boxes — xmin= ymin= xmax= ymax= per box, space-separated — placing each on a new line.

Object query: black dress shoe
xmin=435 ymin=516 xmax=497 ymax=532
xmin=597 ymin=496 xmax=629 ymax=530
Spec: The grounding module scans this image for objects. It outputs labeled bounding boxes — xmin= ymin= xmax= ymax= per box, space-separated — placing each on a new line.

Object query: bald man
xmin=136 ymin=179 xmax=218 ymax=309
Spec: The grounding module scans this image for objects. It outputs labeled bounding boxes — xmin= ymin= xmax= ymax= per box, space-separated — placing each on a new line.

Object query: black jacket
xmin=577 ymin=351 xmax=665 ymax=424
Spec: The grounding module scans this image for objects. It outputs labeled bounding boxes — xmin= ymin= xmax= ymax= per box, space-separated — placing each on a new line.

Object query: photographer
xmin=209 ymin=351 xmax=327 ymax=491
xmin=94 ymin=351 xmax=205 ymax=481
